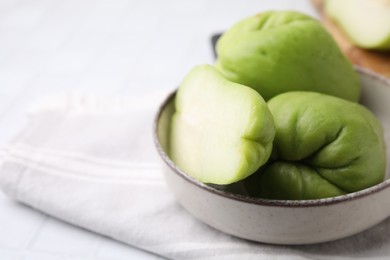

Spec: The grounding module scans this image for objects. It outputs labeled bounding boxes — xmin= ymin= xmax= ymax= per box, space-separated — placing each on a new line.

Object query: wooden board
xmin=311 ymin=0 xmax=390 ymax=77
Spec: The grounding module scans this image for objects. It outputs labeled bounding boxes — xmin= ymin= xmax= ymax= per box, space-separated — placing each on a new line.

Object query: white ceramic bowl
xmin=153 ymin=68 xmax=390 ymax=245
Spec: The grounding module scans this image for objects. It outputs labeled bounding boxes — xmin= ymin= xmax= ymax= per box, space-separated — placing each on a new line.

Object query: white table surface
xmin=0 ymin=1 xmax=317 ymax=259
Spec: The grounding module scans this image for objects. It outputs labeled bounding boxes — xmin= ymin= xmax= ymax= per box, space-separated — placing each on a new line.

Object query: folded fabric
xmin=1 ymin=93 xmax=390 ymax=260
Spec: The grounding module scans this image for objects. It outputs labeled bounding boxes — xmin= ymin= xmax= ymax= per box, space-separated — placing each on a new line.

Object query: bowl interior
xmin=155 ymin=69 xmax=390 ymax=204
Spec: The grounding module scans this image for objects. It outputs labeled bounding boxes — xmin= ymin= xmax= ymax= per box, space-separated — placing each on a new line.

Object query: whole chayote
xmin=245 ymin=91 xmax=386 ymax=200
xmin=215 ymin=11 xmax=360 ymax=102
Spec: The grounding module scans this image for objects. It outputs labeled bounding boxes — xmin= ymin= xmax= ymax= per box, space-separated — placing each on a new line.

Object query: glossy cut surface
xmin=170 ymin=65 xmax=275 ymax=185
xmin=326 ymin=0 xmax=390 ymax=50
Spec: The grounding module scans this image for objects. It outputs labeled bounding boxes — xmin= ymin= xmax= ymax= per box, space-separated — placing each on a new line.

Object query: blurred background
xmin=0 ymin=1 xmax=317 ymax=259
xmin=0 ymin=0 xmax=317 ymax=148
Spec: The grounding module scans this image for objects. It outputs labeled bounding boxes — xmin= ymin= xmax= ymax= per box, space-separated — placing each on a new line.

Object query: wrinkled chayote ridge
xmin=216 ymin=11 xmax=360 ymax=102
xmin=251 ymin=92 xmax=386 ymax=200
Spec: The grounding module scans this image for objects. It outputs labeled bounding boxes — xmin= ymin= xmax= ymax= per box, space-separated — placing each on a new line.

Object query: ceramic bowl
xmin=153 ymin=68 xmax=390 ymax=245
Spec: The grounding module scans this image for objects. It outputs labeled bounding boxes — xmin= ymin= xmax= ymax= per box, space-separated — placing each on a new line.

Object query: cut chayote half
xmin=247 ymin=91 xmax=386 ymax=200
xmin=326 ymin=0 xmax=390 ymax=50
xmin=170 ymin=65 xmax=275 ymax=185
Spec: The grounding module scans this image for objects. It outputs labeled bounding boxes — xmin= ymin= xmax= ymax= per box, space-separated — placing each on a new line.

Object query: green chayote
xmin=215 ymin=11 xmax=360 ymax=101
xmin=170 ymin=65 xmax=275 ymax=185
xmin=246 ymin=91 xmax=386 ymax=200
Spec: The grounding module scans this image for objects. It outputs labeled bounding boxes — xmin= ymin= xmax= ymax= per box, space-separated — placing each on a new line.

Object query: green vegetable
xmin=170 ymin=65 xmax=275 ymax=185
xmin=215 ymin=11 xmax=360 ymax=101
xmin=253 ymin=91 xmax=386 ymax=200
xmin=326 ymin=0 xmax=390 ymax=50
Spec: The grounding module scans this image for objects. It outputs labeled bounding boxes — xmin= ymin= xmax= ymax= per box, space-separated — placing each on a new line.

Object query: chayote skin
xmin=253 ymin=91 xmax=386 ymax=200
xmin=215 ymin=11 xmax=360 ymax=102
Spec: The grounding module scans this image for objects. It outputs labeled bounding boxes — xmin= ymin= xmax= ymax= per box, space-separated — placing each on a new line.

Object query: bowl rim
xmin=153 ymin=67 xmax=390 ymax=208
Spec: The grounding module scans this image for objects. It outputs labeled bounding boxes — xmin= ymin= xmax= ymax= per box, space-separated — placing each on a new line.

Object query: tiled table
xmin=0 ymin=1 xmax=316 ymax=259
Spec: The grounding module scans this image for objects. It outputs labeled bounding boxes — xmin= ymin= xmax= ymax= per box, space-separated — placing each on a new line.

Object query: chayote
xmin=215 ymin=11 xmax=360 ymax=102
xmin=252 ymin=91 xmax=386 ymax=200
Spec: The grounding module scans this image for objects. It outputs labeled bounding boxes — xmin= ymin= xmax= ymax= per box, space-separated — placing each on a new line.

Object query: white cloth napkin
xmin=1 ymin=93 xmax=390 ymax=260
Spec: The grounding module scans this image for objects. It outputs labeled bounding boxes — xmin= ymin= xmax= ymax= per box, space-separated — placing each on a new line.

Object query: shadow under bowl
xmin=153 ymin=68 xmax=390 ymax=245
